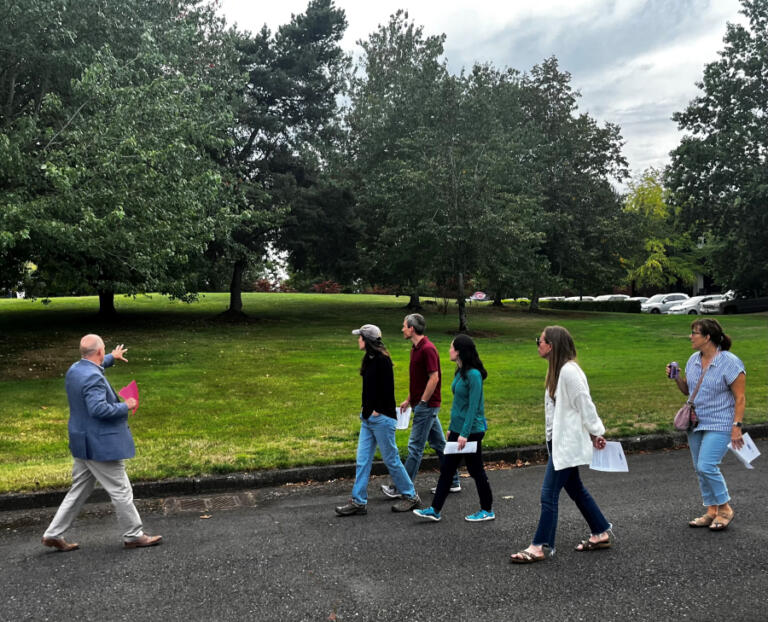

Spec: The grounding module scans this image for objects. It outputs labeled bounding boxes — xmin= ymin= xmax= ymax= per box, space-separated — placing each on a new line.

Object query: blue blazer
xmin=65 ymin=354 xmax=135 ymax=461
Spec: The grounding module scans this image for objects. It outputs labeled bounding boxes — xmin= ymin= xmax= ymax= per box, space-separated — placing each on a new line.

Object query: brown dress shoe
xmin=124 ymin=534 xmax=163 ymax=549
xmin=42 ymin=536 xmax=80 ymax=552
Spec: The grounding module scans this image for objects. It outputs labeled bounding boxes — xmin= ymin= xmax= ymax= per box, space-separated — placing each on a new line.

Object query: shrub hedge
xmin=539 ymin=300 xmax=641 ymax=313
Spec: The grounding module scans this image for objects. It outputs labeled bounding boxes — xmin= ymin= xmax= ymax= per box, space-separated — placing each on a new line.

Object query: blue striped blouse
xmin=685 ymin=350 xmax=746 ymax=432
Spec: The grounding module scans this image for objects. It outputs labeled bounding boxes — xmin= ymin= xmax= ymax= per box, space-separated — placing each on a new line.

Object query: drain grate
xmin=162 ymin=492 xmax=258 ymax=515
xmin=209 ymin=496 xmax=239 ymax=510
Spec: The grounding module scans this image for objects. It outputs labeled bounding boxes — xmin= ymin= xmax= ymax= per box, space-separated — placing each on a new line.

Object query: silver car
xmin=667 ymin=295 xmax=725 ymax=315
xmin=641 ymin=293 xmax=689 ymax=314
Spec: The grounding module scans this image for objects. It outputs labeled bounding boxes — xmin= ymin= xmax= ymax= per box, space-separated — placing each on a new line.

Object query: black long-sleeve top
xmin=361 ymin=353 xmax=397 ymax=419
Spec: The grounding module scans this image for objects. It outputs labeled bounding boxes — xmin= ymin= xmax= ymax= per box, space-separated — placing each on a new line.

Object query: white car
xmin=564 ymin=296 xmax=595 ymax=301
xmin=701 ymin=290 xmax=735 ymax=314
xmin=668 ymin=295 xmax=725 ymax=315
xmin=641 ymin=293 xmax=689 ymax=313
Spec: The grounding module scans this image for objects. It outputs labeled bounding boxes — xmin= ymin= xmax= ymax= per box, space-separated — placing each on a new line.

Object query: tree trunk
xmin=529 ymin=289 xmax=540 ymax=313
xmin=457 ymin=271 xmax=468 ymax=332
xmin=97 ymin=290 xmax=116 ymax=317
xmin=492 ymin=291 xmax=504 ymax=307
xmin=219 ymin=259 xmax=248 ymax=319
xmin=405 ymin=292 xmax=421 ymax=310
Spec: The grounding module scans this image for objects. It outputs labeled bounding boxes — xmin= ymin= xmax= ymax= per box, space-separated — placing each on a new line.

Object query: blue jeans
xmin=351 ymin=414 xmax=415 ymax=505
xmin=403 ymin=405 xmax=460 ymax=489
xmin=532 ymin=442 xmax=610 ymax=552
xmin=688 ymin=429 xmax=731 ymax=506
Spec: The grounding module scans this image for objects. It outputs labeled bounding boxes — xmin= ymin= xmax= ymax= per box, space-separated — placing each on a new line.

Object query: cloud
xmin=217 ymin=0 xmax=747 ymax=180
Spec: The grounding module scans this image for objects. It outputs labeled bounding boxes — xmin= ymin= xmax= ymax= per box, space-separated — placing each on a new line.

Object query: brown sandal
xmin=510 ymin=549 xmax=547 ymax=564
xmin=710 ymin=508 xmax=734 ymax=531
xmin=689 ymin=513 xmax=716 ymax=528
xmin=575 ymin=533 xmax=613 ymax=551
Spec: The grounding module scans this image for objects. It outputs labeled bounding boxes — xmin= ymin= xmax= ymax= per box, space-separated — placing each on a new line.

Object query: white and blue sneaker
xmin=413 ymin=507 xmax=442 ymax=522
xmin=465 ymin=509 xmax=495 ymax=522
xmin=380 ymin=484 xmax=399 ymax=498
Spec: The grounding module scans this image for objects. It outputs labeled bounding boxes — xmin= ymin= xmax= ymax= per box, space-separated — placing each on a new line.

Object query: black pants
xmin=432 ymin=430 xmax=492 ymax=512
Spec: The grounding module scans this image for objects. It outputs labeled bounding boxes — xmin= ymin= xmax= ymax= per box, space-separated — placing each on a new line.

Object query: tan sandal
xmin=510 ymin=549 xmax=547 ymax=563
xmin=689 ymin=513 xmax=716 ymax=528
xmin=575 ymin=537 xmax=612 ymax=551
xmin=710 ymin=508 xmax=734 ymax=531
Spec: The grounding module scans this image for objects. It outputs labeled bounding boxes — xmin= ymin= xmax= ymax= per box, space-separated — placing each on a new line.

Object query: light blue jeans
xmin=404 ymin=405 xmax=460 ymax=489
xmin=351 ymin=414 xmax=415 ymax=505
xmin=688 ymin=429 xmax=732 ymax=506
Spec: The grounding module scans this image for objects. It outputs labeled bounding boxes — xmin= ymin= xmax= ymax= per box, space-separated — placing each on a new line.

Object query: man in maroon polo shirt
xmin=382 ymin=313 xmax=461 ymax=501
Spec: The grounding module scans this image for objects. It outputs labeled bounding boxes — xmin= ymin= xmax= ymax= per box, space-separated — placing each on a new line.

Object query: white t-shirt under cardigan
xmin=544 ymin=361 xmax=605 ymax=471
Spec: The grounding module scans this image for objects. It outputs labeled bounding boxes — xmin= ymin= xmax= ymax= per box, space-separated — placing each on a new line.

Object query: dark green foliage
xmin=539 ymin=300 xmax=641 ymax=313
xmin=667 ymin=0 xmax=768 ymax=296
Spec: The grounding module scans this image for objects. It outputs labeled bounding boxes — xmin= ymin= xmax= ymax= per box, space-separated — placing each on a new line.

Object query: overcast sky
xmin=218 ymin=0 xmax=747 ymax=182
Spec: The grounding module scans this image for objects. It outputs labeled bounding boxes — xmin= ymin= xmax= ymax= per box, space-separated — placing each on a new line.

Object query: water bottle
xmin=668 ymin=361 xmax=679 ymax=379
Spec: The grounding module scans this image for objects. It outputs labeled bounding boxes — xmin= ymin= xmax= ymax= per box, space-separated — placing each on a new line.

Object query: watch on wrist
xmin=418 ymin=400 xmax=428 ymax=407
xmin=733 ymin=422 xmax=743 ymax=428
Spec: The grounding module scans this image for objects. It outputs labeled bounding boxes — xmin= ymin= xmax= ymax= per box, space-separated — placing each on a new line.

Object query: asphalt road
xmin=2 ymin=441 xmax=767 ymax=622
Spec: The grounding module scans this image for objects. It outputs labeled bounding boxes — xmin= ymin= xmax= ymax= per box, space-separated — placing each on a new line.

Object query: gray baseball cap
xmin=352 ymin=324 xmax=382 ymax=341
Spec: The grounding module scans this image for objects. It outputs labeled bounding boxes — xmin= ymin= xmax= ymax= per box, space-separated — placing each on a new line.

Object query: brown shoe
xmin=42 ymin=536 xmax=79 ymax=552
xmin=124 ymin=534 xmax=163 ymax=549
xmin=391 ymin=494 xmax=422 ymax=512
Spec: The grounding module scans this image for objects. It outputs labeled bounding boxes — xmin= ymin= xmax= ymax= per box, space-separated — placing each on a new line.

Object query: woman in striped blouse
xmin=667 ymin=318 xmax=746 ymax=531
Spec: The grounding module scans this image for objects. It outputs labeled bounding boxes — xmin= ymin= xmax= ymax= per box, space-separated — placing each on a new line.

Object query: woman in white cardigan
xmin=511 ymin=326 xmax=613 ymax=563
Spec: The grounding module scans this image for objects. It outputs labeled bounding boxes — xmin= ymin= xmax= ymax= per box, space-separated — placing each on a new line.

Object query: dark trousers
xmin=432 ymin=431 xmax=492 ymax=512
xmin=532 ymin=441 xmax=610 ymax=551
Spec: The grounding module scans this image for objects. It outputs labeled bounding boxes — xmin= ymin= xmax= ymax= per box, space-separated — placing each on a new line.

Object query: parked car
xmin=701 ymin=290 xmax=768 ymax=314
xmin=667 ymin=294 xmax=725 ymax=315
xmin=595 ymin=294 xmax=630 ymax=302
xmin=641 ymin=293 xmax=689 ymax=313
xmin=564 ymin=296 xmax=596 ymax=301
xmin=701 ymin=290 xmax=734 ymax=314
xmin=628 ymin=296 xmax=648 ymax=303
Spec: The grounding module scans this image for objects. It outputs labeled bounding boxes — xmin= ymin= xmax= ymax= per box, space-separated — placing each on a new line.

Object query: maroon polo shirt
xmin=409 ymin=336 xmax=441 ymax=407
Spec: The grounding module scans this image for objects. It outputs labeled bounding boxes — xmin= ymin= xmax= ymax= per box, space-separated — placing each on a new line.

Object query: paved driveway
xmin=1 ymin=442 xmax=766 ymax=621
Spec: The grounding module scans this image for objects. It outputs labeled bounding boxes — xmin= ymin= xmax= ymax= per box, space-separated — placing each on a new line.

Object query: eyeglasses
xmin=536 ymin=336 xmax=546 ymax=346
xmin=690 ymin=331 xmax=702 ymax=335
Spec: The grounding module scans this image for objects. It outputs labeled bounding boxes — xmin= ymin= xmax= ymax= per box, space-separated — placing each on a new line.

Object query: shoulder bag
xmin=673 ymin=366 xmax=708 ymax=431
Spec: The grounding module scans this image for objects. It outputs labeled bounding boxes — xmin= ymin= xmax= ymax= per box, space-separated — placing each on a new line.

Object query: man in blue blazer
xmin=42 ymin=334 xmax=162 ymax=551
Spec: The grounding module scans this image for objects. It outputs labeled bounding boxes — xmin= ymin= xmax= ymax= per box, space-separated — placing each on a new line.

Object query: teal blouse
xmin=449 ymin=368 xmax=487 ymax=438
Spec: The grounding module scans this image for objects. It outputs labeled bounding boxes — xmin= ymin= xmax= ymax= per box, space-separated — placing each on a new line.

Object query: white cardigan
xmin=549 ymin=361 xmax=605 ymax=471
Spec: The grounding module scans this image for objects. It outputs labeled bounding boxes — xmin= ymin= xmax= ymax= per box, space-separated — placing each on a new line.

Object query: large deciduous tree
xmin=666 ymin=0 xmax=768 ymax=296
xmin=0 ymin=1 xmax=245 ymax=314
xmin=345 ymin=11 xmax=449 ymax=310
xmin=522 ymin=58 xmax=630 ymax=306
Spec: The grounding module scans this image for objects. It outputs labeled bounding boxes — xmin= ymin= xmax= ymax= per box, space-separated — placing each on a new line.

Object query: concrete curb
xmin=2 ymin=423 xmax=766 ymax=512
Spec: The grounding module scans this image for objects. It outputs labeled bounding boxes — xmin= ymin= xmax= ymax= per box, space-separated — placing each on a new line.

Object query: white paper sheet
xmin=590 ymin=441 xmax=628 ymax=472
xmin=444 ymin=441 xmax=478 ymax=454
xmin=728 ymin=432 xmax=761 ymax=469
xmin=396 ymin=406 xmax=412 ymax=430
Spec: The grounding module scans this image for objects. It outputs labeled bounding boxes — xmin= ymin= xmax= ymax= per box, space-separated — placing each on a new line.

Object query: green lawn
xmin=0 ymin=293 xmax=765 ymax=493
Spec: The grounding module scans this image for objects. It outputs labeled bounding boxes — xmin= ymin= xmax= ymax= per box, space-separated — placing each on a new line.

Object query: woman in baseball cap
xmin=335 ymin=325 xmax=421 ymax=515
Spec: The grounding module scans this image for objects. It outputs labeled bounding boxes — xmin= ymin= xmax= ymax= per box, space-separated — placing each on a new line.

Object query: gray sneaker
xmin=380 ymin=484 xmax=399 ymax=498
xmin=335 ymin=499 xmax=367 ymax=516
xmin=391 ymin=494 xmax=422 ymax=512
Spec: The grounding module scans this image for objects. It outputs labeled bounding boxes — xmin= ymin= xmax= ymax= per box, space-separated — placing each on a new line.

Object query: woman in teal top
xmin=413 ymin=334 xmax=494 ymax=522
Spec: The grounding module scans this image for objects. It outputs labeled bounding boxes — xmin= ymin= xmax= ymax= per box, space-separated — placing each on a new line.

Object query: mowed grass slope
xmin=0 ymin=293 xmax=765 ymax=493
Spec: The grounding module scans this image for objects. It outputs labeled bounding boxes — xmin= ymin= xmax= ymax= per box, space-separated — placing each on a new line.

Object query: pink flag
xmin=118 ymin=380 xmax=139 ymax=414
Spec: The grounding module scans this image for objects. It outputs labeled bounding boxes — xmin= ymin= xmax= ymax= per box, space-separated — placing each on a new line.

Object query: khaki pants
xmin=43 ymin=458 xmax=144 ymax=542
